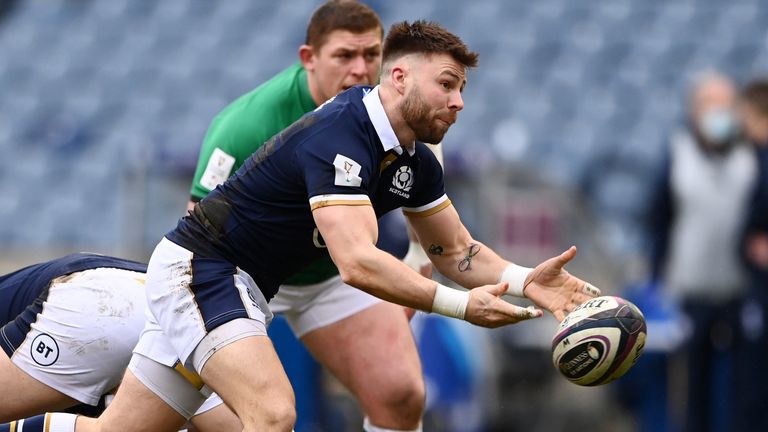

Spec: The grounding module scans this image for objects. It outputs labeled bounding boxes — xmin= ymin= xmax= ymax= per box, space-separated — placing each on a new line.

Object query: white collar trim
xmin=362 ymin=86 xmax=415 ymax=156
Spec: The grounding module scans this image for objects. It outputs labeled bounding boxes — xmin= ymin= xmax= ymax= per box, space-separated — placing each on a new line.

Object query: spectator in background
xmin=734 ymin=79 xmax=768 ymax=431
xmin=647 ymin=72 xmax=756 ymax=432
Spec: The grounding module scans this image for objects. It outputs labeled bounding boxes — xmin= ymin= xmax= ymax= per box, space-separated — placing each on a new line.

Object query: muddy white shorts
xmin=1 ymin=267 xmax=146 ymax=405
xmin=133 ymin=237 xmax=272 ymax=370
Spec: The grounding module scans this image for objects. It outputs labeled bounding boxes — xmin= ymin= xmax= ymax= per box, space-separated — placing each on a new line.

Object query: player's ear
xmin=299 ymin=44 xmax=315 ymax=70
xmin=390 ymin=64 xmax=407 ymax=95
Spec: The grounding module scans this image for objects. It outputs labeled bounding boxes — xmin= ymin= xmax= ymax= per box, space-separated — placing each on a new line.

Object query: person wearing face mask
xmin=646 ymin=72 xmax=757 ymax=432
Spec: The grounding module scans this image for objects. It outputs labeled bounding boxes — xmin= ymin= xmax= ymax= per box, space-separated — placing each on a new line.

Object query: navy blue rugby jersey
xmin=0 ymin=253 xmax=147 ymax=324
xmin=167 ymin=86 xmax=451 ymax=300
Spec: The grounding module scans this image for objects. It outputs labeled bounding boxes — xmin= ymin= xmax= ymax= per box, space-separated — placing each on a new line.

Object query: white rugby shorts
xmin=270 ymin=275 xmax=382 ymax=338
xmin=133 ymin=237 xmax=271 ymax=370
xmin=4 ymin=268 xmax=146 ymax=406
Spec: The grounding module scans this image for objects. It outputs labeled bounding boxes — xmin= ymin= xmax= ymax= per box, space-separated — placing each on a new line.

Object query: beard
xmin=401 ymin=85 xmax=454 ymax=144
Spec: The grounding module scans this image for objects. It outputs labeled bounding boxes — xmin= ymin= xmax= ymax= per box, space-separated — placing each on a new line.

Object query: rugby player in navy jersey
xmin=3 ymin=20 xmax=601 ymax=432
xmin=0 ymin=254 xmax=240 ymax=431
xmin=188 ymin=3 xmax=434 ymax=430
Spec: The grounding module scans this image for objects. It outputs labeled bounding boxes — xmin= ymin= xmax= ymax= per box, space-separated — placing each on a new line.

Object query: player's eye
xmin=336 ymin=52 xmax=353 ymax=60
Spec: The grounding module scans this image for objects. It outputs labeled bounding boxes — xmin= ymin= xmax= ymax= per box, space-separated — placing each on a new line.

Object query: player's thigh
xmin=300 ymin=301 xmax=423 ymax=401
xmin=199 ymin=335 xmax=295 ymax=428
xmin=81 ymin=369 xmax=187 ymax=432
xmin=0 ymin=351 xmax=79 ymax=422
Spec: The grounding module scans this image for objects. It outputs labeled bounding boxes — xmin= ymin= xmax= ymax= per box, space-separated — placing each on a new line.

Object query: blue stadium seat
xmin=0 ymin=0 xmax=765 ymax=257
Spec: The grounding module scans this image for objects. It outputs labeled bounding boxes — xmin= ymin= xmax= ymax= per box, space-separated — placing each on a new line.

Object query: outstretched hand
xmin=522 ymin=246 xmax=601 ymax=322
xmin=465 ymin=282 xmax=544 ymax=328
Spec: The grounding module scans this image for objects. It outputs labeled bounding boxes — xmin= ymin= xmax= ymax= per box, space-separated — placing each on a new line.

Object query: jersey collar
xmin=362 ymin=86 xmax=415 ymax=156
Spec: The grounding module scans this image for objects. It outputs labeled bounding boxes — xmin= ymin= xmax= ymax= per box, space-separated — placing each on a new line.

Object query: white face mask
xmin=698 ymin=108 xmax=738 ymax=146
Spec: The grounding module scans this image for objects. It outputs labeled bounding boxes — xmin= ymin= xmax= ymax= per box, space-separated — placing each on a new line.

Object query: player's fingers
xmin=570 ymin=293 xmax=593 ymax=305
xmin=487 ymin=282 xmax=508 ymax=297
xmin=553 ymin=309 xmax=567 ymax=322
xmin=509 ymin=304 xmax=543 ymax=320
xmin=550 ymin=246 xmax=577 ymax=270
xmin=582 ymin=282 xmax=601 ymax=296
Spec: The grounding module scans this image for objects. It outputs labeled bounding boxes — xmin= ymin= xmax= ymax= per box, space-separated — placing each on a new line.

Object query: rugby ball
xmin=551 ymin=296 xmax=646 ymax=386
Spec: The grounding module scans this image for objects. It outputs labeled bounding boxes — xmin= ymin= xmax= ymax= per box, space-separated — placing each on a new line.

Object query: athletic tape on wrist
xmin=431 ymin=283 xmax=469 ymax=319
xmin=499 ymin=263 xmax=533 ymax=297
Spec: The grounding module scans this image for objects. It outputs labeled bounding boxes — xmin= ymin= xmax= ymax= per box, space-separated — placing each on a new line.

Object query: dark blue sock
xmin=0 ymin=414 xmax=57 ymax=432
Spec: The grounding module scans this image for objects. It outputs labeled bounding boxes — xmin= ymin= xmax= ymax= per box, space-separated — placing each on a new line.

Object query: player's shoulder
xmin=278 ymin=87 xmax=377 ymax=170
xmin=414 ymin=142 xmax=442 ymax=168
xmin=308 ymin=87 xmax=373 ymax=135
xmin=251 ymin=63 xmax=310 ymax=107
xmin=414 ymin=142 xmax=435 ymax=157
xmin=216 ymin=63 xmax=309 ymax=121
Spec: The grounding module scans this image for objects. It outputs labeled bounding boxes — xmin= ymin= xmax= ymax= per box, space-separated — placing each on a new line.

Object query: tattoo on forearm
xmin=458 ymin=243 xmax=481 ymax=272
xmin=428 ymin=244 xmax=444 ymax=255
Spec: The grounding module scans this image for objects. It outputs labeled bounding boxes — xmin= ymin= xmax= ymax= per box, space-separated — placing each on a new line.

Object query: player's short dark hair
xmin=742 ymin=80 xmax=768 ymax=117
xmin=383 ymin=20 xmax=479 ymax=69
xmin=305 ymin=0 xmax=383 ymax=48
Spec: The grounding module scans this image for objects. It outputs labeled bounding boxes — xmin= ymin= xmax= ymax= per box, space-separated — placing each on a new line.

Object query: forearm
xmin=407 ymin=205 xmax=531 ymax=294
xmin=426 ymin=239 xmax=527 ymax=291
xmin=333 ymin=245 xmax=439 ymax=312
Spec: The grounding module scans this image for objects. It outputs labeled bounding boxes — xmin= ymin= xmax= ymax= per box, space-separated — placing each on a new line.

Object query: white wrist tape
xmin=403 ymin=240 xmax=430 ymax=271
xmin=499 ymin=263 xmax=533 ymax=297
xmin=431 ymin=283 xmax=469 ymax=319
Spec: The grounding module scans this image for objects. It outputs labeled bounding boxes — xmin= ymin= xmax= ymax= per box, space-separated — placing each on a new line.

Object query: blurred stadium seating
xmin=2 ymin=1 xmax=766 ymax=430
xmin=1 ymin=0 xmax=766 ymax=265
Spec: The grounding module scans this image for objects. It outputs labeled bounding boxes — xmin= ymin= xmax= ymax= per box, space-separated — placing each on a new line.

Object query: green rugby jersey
xmin=190 ymin=62 xmax=338 ymax=285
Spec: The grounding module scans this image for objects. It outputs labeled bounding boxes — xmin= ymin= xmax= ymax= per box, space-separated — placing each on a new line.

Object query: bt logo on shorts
xmin=31 ymin=333 xmax=59 ymax=366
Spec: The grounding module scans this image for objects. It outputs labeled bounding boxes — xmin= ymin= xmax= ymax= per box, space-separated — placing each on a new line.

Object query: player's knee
xmin=267 ymin=400 xmax=296 ymax=429
xmin=240 ymin=398 xmax=295 ymax=431
xmin=379 ymin=377 xmax=425 ymax=419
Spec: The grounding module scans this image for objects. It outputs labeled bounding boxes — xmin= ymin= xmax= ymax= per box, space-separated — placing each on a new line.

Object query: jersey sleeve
xmin=402 ymin=144 xmax=452 ymax=218
xmin=299 ymin=128 xmax=376 ymax=211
